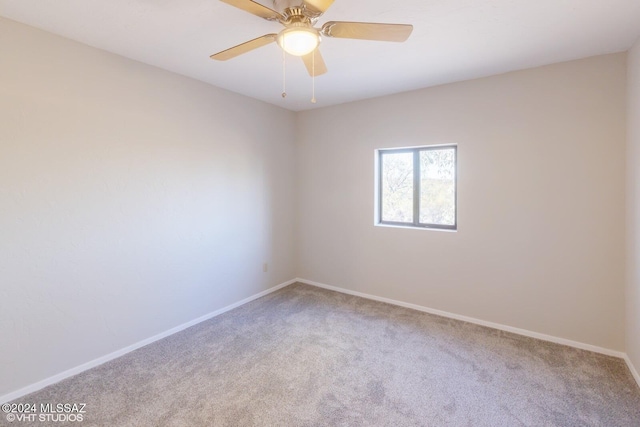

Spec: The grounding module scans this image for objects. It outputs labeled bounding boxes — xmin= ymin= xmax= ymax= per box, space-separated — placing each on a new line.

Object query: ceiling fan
xmin=210 ymin=0 xmax=413 ymax=77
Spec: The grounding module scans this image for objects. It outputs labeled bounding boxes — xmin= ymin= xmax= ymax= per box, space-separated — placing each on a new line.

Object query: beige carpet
xmin=5 ymin=283 xmax=640 ymax=426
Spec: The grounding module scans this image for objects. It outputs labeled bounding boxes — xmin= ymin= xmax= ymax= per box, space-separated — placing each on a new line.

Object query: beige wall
xmin=0 ymin=18 xmax=296 ymax=397
xmin=627 ymin=39 xmax=640 ymax=375
xmin=296 ymin=54 xmax=627 ymax=351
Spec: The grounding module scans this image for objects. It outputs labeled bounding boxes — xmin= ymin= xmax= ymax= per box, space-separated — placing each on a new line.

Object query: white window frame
xmin=374 ymin=144 xmax=457 ymax=231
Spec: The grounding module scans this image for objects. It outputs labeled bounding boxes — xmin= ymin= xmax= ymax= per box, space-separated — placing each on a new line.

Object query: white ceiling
xmin=1 ymin=0 xmax=640 ymax=111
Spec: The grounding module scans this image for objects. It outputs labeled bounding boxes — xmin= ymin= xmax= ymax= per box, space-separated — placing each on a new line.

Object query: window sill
xmin=374 ymin=223 xmax=457 ymax=232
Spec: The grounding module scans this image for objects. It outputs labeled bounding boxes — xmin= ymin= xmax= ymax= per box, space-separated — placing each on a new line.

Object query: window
xmin=376 ymin=145 xmax=457 ymax=230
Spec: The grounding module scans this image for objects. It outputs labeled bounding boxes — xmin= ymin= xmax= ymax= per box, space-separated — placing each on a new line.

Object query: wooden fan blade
xmin=210 ymin=34 xmax=277 ymax=61
xmin=321 ymin=21 xmax=413 ymax=42
xmin=301 ymin=49 xmax=328 ymax=77
xmin=220 ymin=0 xmax=283 ymax=21
xmin=302 ymin=0 xmax=334 ymax=15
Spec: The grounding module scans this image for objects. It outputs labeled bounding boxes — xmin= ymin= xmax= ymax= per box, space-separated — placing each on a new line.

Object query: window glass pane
xmin=381 ymin=151 xmax=414 ymax=223
xmin=420 ymin=149 xmax=455 ymax=225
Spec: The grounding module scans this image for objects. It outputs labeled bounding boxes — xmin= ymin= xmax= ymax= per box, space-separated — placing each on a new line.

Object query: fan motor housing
xmin=274 ymin=1 xmax=320 ymax=23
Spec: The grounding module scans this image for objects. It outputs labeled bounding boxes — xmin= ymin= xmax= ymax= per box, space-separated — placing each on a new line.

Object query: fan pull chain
xmin=282 ymin=43 xmax=287 ymax=99
xmin=311 ymin=50 xmax=317 ymax=104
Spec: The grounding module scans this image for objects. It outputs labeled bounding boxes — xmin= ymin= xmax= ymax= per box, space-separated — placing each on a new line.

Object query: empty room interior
xmin=2 ymin=0 xmax=640 ymax=425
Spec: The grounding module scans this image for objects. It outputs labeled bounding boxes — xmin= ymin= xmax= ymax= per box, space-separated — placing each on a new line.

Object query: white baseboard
xmin=296 ymin=278 xmax=626 ymax=359
xmin=4 ymin=277 xmax=637 ymax=404
xmin=0 ymin=279 xmax=296 ymax=404
xmin=624 ymin=355 xmax=640 ymax=389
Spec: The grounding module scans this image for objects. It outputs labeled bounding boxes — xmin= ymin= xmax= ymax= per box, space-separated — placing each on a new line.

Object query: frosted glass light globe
xmin=277 ymin=27 xmax=320 ymax=56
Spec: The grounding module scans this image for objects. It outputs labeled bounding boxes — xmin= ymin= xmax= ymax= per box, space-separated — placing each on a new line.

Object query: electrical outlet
xmin=263 ymin=263 xmax=268 ymax=273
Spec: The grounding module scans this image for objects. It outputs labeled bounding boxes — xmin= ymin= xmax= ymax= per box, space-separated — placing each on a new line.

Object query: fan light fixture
xmin=211 ymin=0 xmax=414 ymax=102
xmin=277 ymin=27 xmax=320 ymax=56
